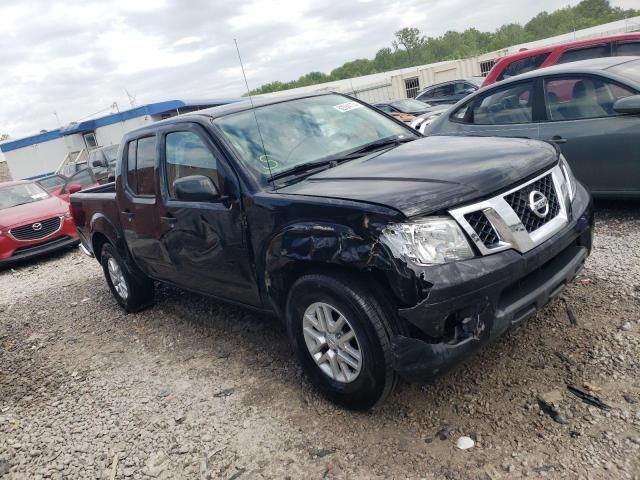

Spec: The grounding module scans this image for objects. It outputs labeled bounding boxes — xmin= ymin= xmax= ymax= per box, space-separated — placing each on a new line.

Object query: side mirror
xmin=613 ymin=94 xmax=640 ymax=114
xmin=464 ymin=88 xmax=476 ymax=95
xmin=173 ymin=175 xmax=220 ymax=202
xmin=92 ymin=159 xmax=109 ymax=168
xmin=68 ymin=183 xmax=83 ymax=194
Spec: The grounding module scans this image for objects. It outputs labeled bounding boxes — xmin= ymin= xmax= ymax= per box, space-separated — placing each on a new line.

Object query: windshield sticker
xmin=333 ymin=102 xmax=363 ymax=113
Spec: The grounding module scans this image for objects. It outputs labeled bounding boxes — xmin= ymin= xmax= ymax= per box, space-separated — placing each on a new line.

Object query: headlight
xmin=559 ymin=155 xmax=576 ymax=201
xmin=63 ymin=208 xmax=72 ymax=219
xmin=381 ymin=217 xmax=475 ymax=265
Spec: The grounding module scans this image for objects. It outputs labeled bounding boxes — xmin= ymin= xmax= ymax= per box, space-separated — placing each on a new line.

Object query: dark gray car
xmin=425 ymin=57 xmax=640 ymax=197
xmin=415 ymin=78 xmax=481 ymax=105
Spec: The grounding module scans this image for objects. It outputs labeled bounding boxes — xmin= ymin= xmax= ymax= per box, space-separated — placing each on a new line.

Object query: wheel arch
xmin=261 ymin=221 xmax=420 ymax=323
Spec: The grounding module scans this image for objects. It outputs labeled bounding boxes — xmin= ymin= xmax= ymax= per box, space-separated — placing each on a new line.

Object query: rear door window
xmin=124 ymin=137 xmax=156 ymax=196
xmin=136 ymin=137 xmax=156 ymax=196
xmin=125 ymin=140 xmax=137 ymax=193
xmin=418 ymin=88 xmax=435 ymax=99
xmin=497 ymin=53 xmax=549 ymax=81
xmin=557 ymin=44 xmax=611 ymax=64
xmin=544 ymin=76 xmax=635 ymax=121
xmin=616 ymin=41 xmax=640 ymax=56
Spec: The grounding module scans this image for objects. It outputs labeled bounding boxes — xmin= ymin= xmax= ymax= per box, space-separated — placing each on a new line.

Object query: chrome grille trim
xmin=9 ymin=217 xmax=64 ymax=242
xmin=449 ymin=166 xmax=570 ymax=256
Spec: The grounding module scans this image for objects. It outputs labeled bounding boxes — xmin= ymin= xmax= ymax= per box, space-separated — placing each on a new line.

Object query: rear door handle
xmin=121 ymin=210 xmax=135 ymax=221
xmin=550 ymin=136 xmax=568 ymax=144
xmin=160 ymin=215 xmax=177 ymax=225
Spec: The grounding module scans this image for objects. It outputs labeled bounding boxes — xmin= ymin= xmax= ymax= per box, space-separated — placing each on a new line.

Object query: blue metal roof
xmin=0 ymin=99 xmax=241 ymax=153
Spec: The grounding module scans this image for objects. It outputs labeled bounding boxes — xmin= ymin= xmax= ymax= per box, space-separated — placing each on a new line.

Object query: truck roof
xmin=123 ymin=92 xmax=335 ymax=137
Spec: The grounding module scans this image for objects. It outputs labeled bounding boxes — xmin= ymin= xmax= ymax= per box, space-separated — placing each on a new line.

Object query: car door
xmin=537 ymin=75 xmax=640 ymax=194
xmin=448 ymin=80 xmax=542 ymax=140
xmin=157 ymin=123 xmax=261 ymax=306
xmin=118 ymin=135 xmax=175 ymax=279
xmin=58 ymin=168 xmax=98 ymax=202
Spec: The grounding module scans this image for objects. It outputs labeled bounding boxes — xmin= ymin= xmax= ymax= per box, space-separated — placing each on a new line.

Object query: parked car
xmin=36 ymin=174 xmax=68 ymax=195
xmin=37 ymin=169 xmax=100 ymax=203
xmin=425 ymin=57 xmax=640 ymax=197
xmin=415 ymin=78 xmax=481 ymax=105
xmin=482 ymin=33 xmax=640 ymax=87
xmin=88 ymin=144 xmax=119 ymax=183
xmin=71 ymin=93 xmax=593 ymax=409
xmin=0 ymin=180 xmax=80 ymax=266
xmin=58 ymin=144 xmax=119 ymax=184
xmin=373 ymin=99 xmax=441 ymax=123
xmin=409 ymin=105 xmax=452 ymax=133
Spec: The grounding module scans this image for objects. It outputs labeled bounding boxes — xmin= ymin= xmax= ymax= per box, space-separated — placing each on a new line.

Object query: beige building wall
xmin=0 ymin=161 xmax=12 ymax=182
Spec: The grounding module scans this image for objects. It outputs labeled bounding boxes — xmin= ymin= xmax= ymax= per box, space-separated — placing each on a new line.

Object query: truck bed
xmin=70 ymin=182 xmax=120 ymax=256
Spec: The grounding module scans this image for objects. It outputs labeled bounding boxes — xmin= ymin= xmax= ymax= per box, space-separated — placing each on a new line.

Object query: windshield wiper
xmin=270 ymin=136 xmax=417 ymax=181
xmin=270 ymin=159 xmax=342 ymax=181
xmin=346 ymin=135 xmax=416 ymax=156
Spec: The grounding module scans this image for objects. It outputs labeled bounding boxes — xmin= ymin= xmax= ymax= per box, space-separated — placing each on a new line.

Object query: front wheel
xmin=286 ymin=273 xmax=397 ymax=410
xmin=101 ymin=243 xmax=154 ymax=313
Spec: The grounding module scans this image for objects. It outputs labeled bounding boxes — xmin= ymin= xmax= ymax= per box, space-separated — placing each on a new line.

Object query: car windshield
xmin=607 ymin=59 xmax=640 ymax=84
xmin=37 ymin=175 xmax=66 ymax=191
xmin=102 ymin=145 xmax=119 ymax=162
xmin=0 ymin=183 xmax=50 ymax=210
xmin=390 ymin=99 xmax=430 ymax=113
xmin=214 ymin=94 xmax=415 ymax=181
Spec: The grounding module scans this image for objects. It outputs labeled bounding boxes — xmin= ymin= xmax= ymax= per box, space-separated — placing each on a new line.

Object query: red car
xmin=36 ymin=169 xmax=100 ymax=203
xmin=482 ymin=33 xmax=640 ymax=87
xmin=0 ymin=180 xmax=80 ymax=266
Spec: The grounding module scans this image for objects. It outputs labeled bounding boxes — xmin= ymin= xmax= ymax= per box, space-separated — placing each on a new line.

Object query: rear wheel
xmin=101 ymin=243 xmax=154 ymax=312
xmin=286 ymin=273 xmax=397 ymax=410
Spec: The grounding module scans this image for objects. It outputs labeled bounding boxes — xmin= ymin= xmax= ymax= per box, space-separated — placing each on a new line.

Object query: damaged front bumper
xmin=392 ymin=183 xmax=594 ymax=383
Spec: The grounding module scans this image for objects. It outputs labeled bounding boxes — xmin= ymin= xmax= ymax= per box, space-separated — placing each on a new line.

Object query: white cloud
xmin=0 ymin=0 xmax=636 ymax=141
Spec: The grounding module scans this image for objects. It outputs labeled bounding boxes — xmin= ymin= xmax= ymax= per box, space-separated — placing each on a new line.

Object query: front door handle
xmin=550 ymin=136 xmax=568 ymax=144
xmin=121 ymin=210 xmax=135 ymax=221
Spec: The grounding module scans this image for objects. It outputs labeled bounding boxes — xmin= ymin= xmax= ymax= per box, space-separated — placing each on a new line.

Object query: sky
xmin=0 ymin=0 xmax=638 ymax=143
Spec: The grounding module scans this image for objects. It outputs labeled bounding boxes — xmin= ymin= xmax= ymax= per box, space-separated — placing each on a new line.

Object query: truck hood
xmin=277 ymin=136 xmax=557 ymax=217
xmin=0 ymin=195 xmax=69 ymax=229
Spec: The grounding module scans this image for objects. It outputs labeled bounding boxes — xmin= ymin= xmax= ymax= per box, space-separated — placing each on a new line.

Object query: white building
xmin=0 ymin=99 xmax=238 ymax=180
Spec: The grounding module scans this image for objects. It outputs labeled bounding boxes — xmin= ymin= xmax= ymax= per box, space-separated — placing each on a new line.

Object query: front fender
xmin=263 ymin=221 xmax=427 ymax=313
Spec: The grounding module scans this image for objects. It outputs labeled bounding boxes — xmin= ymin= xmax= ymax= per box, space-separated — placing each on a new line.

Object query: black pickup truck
xmin=71 ymin=93 xmax=594 ymax=409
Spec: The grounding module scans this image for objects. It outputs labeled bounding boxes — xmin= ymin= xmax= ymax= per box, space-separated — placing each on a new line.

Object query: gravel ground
xmin=1 ymin=200 xmax=639 ymax=479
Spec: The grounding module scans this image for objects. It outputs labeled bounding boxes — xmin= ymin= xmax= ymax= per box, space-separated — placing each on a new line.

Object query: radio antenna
xmin=234 ymin=39 xmax=272 ymax=182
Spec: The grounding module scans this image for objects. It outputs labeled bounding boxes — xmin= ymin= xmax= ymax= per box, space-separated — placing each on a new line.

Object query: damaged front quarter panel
xmin=254 ymin=198 xmax=434 ymax=316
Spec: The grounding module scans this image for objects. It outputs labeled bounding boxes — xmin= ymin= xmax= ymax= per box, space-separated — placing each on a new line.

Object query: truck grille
xmin=10 ymin=217 xmax=62 ymax=241
xmin=464 ymin=211 xmax=500 ymax=247
xmin=449 ymin=165 xmax=570 ymax=256
xmin=504 ymin=174 xmax=560 ymax=233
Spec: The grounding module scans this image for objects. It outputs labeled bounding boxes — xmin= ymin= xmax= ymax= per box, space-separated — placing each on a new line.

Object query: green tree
xmin=392 ymin=27 xmax=425 ymax=61
xmin=248 ymin=0 xmax=639 ymax=95
xmin=0 ymin=134 xmax=10 ymax=142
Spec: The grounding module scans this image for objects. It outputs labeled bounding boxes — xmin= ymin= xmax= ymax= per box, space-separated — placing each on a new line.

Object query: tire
xmin=100 ymin=243 xmax=154 ymax=313
xmin=286 ymin=273 xmax=397 ymax=410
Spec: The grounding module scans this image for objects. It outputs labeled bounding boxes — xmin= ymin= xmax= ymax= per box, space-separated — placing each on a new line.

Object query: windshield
xmin=0 ymin=183 xmax=50 ymax=210
xmin=607 ymin=59 xmax=640 ymax=84
xmin=390 ymin=99 xmax=430 ymax=113
xmin=102 ymin=145 xmax=119 ymax=162
xmin=214 ymin=94 xmax=415 ymax=181
xmin=37 ymin=175 xmax=67 ymax=191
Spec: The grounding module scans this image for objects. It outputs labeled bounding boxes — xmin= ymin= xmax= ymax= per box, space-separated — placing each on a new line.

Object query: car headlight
xmin=381 ymin=217 xmax=475 ymax=265
xmin=559 ymin=155 xmax=576 ymax=201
